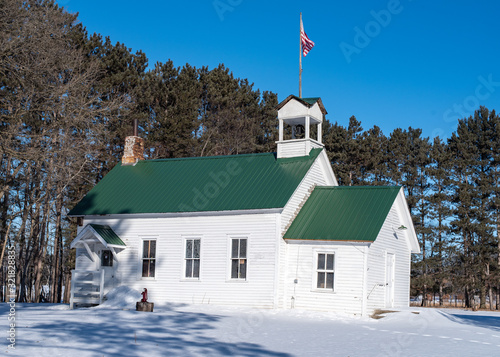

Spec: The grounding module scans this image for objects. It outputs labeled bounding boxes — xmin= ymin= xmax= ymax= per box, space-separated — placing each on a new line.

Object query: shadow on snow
xmin=438 ymin=310 xmax=500 ymax=331
xmin=4 ymin=303 xmax=292 ymax=356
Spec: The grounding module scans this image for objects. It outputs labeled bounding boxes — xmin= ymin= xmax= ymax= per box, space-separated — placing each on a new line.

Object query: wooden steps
xmin=69 ymin=270 xmax=104 ymax=309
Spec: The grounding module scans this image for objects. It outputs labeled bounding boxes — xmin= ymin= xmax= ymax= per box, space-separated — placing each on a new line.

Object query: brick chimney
xmin=121 ymin=119 xmax=144 ymax=165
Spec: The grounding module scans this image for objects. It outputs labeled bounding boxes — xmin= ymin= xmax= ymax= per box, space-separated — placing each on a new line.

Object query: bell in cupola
xmin=276 ymin=95 xmax=327 ymax=158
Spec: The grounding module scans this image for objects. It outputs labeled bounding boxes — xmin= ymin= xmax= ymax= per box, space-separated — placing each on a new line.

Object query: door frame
xmin=96 ymin=246 xmax=117 ymax=293
xmin=385 ymin=252 xmax=395 ymax=308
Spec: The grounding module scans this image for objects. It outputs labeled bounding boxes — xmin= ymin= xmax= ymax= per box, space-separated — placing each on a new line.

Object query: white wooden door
xmin=97 ymin=248 xmax=116 ymax=294
xmin=385 ymin=253 xmax=395 ymax=308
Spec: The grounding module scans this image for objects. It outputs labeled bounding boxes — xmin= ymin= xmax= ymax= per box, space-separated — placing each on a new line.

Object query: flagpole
xmin=299 ymin=12 xmax=302 ymax=98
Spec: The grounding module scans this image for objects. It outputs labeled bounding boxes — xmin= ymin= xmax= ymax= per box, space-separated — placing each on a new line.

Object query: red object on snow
xmin=141 ymin=288 xmax=148 ymax=302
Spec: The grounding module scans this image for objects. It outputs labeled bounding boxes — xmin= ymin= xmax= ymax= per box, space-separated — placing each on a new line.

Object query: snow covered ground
xmin=2 ymin=287 xmax=500 ymax=356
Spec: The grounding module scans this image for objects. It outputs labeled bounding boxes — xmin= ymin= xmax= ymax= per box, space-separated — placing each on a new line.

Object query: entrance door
xmin=98 ymin=248 xmax=116 ymax=294
xmin=385 ymin=253 xmax=395 ymax=308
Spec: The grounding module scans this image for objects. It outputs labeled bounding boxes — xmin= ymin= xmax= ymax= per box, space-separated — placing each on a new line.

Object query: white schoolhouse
xmin=68 ymin=95 xmax=420 ymax=315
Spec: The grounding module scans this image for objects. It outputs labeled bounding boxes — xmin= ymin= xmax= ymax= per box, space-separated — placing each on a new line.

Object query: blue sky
xmin=60 ymin=0 xmax=500 ymax=139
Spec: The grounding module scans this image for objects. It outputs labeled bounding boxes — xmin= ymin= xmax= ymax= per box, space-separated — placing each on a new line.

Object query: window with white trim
xmin=142 ymin=240 xmax=156 ymax=278
xmin=185 ymin=238 xmax=200 ymax=278
xmin=316 ymin=252 xmax=334 ymax=289
xmin=101 ymin=250 xmax=113 ymax=267
xmin=231 ymin=238 xmax=247 ymax=280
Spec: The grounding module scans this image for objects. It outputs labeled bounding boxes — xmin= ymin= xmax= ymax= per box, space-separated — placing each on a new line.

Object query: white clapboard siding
xmin=82 ymin=212 xmax=280 ymax=308
xmin=281 ymin=159 xmax=328 ymax=235
xmin=277 ymin=158 xmax=329 ymax=308
xmin=284 ymin=241 xmax=367 ymax=315
xmin=277 ymin=139 xmax=323 ymax=158
xmin=366 ymin=201 xmax=412 ymax=314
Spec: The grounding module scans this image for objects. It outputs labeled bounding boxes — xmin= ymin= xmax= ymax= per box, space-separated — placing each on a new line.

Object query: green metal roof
xmin=68 ymin=149 xmax=322 ymax=216
xmin=276 ymin=95 xmax=327 ymax=114
xmin=284 ymin=186 xmax=401 ymax=242
xmin=301 ymin=97 xmax=320 ymax=105
xmin=90 ymin=224 xmax=126 ymax=246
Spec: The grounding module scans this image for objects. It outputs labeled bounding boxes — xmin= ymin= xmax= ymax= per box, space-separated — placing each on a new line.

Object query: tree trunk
xmin=497 ymin=286 xmax=499 ymax=310
xmin=52 ymin=194 xmax=63 ymax=303
xmin=498 ymin=216 xmax=500 ymax=310
xmin=489 ymin=285 xmax=493 ymax=310
xmin=33 ymin=219 xmax=47 ymax=303
xmin=480 ymin=276 xmax=486 ymax=309
xmin=0 ymin=222 xmax=12 ymax=302
xmin=63 ymin=269 xmax=71 ymax=304
xmin=465 ymin=287 xmax=471 ymax=309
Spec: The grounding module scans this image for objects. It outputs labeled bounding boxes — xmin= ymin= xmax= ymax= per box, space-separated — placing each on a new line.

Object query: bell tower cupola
xmin=276 ymin=95 xmax=327 ymax=158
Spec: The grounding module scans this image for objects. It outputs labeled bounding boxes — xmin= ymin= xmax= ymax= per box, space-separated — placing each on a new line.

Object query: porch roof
xmin=89 ymin=224 xmax=126 ymax=246
xmin=70 ymin=224 xmax=126 ymax=249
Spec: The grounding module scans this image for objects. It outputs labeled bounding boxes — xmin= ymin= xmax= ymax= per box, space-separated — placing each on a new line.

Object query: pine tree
xmin=490 ymin=110 xmax=500 ymax=309
xmin=359 ymin=125 xmax=389 ymax=185
xmin=448 ymin=107 xmax=498 ymax=308
xmin=388 ymin=128 xmax=432 ymax=304
xmin=199 ymin=64 xmax=276 ymax=156
xmin=141 ymin=61 xmax=202 ymax=159
xmin=323 ymin=116 xmax=364 ymax=186
xmin=427 ymin=137 xmax=452 ymax=305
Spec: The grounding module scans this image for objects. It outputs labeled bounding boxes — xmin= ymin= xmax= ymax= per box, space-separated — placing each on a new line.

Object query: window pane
xmin=231 ymin=259 xmax=238 ymax=278
xmin=231 ymin=239 xmax=239 ymax=258
xmin=240 ymin=239 xmax=247 ymax=258
xmin=150 ymin=241 xmax=156 ymax=258
xmin=327 ymin=254 xmax=334 ymax=271
xmin=149 ymin=260 xmax=155 ymax=277
xmin=318 ymin=254 xmax=325 ymax=270
xmin=326 ymin=273 xmax=334 ymax=289
xmin=193 ymin=259 xmax=200 ymax=278
xmin=240 ymin=260 xmax=247 ymax=279
xmin=102 ymin=250 xmax=112 ymax=267
xmin=143 ymin=241 xmax=149 ymax=258
xmin=142 ymin=260 xmax=149 ymax=277
xmin=317 ymin=272 xmax=325 ymax=288
xmin=193 ymin=239 xmax=200 ymax=258
xmin=186 ymin=260 xmax=192 ymax=278
xmin=186 ymin=240 xmax=193 ymax=259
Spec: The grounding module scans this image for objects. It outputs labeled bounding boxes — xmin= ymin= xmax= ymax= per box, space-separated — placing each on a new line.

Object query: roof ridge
xmin=143 ymin=151 xmax=275 ymax=163
xmin=89 ymin=223 xmax=110 ymax=228
xmin=314 ymin=185 xmax=401 ymax=190
xmin=276 ymin=94 xmax=327 ymax=114
xmin=301 ymin=97 xmax=320 ymax=103
xmin=144 ymin=148 xmax=322 ymax=164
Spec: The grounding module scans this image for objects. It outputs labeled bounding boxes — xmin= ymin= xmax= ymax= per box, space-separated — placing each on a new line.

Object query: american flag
xmin=300 ymin=18 xmax=315 ymax=56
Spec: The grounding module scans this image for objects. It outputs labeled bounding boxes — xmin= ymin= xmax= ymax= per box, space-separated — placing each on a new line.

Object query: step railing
xmin=69 ymin=269 xmax=104 ymax=309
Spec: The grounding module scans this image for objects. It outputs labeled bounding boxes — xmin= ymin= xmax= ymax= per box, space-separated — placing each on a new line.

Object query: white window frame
xmin=183 ymin=237 xmax=201 ymax=280
xmin=312 ymin=250 xmax=336 ymax=292
xmin=139 ymin=237 xmax=157 ymax=280
xmin=227 ymin=236 xmax=248 ymax=282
